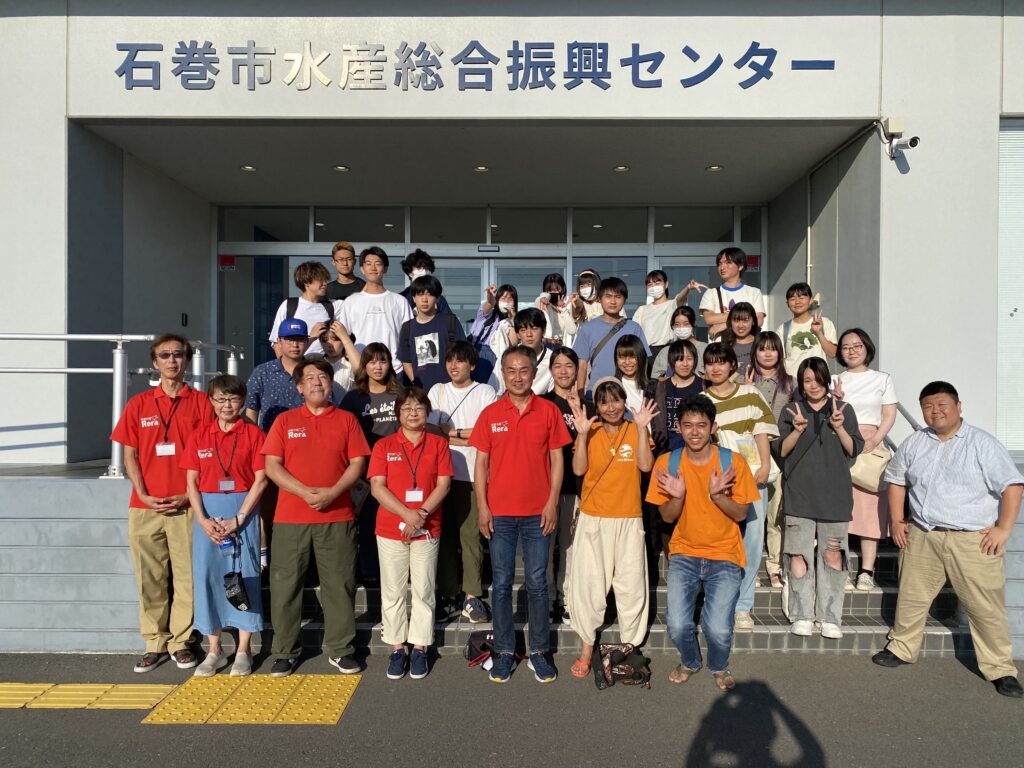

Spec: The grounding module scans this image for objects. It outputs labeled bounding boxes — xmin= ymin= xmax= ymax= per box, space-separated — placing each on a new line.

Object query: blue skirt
xmin=192 ymin=492 xmax=263 ymax=634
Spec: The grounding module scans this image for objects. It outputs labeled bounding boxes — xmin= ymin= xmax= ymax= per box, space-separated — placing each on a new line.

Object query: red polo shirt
xmin=261 ymin=404 xmax=370 ymax=524
xmin=181 ymin=420 xmax=266 ymax=493
xmin=468 ymin=393 xmax=570 ymax=517
xmin=367 ymin=430 xmax=453 ymax=540
xmin=110 ymin=383 xmax=215 ymax=508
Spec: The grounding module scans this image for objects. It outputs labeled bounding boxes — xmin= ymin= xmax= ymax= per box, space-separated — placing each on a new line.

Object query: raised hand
xmin=744 ymin=364 xmax=756 ymax=384
xmin=330 ymin=320 xmax=351 ymax=339
xmin=570 ymin=398 xmax=598 ymax=436
xmin=485 ymin=284 xmax=497 ymax=302
xmin=709 ymin=465 xmax=737 ymax=498
xmin=811 ymin=309 xmax=823 ymax=335
xmin=308 ymin=321 xmax=329 ymax=339
xmin=630 ymin=398 xmax=661 ymax=431
xmin=654 ymin=467 xmax=686 ymax=500
xmin=832 ymin=377 xmax=845 ymax=402
xmin=829 ymin=395 xmax=846 ymax=432
xmin=789 ymin=402 xmax=809 ymax=433
xmin=687 ymin=279 xmax=708 ymax=292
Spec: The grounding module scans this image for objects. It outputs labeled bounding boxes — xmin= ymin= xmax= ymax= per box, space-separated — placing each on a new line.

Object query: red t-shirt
xmin=367 ymin=431 xmax=453 ymax=540
xmin=468 ymin=394 xmax=571 ymax=517
xmin=261 ymin=404 xmax=370 ymax=524
xmin=110 ymin=384 xmax=215 ymax=508
xmin=181 ymin=420 xmax=266 ymax=494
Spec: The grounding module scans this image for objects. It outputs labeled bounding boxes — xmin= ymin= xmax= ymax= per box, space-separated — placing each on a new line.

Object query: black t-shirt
xmin=326 ymin=277 xmax=366 ymax=301
xmin=339 ymin=389 xmax=398 ymax=448
xmin=543 ymin=391 xmax=593 ymax=496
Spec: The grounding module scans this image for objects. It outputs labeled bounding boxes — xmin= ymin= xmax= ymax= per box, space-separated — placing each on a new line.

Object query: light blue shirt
xmin=884 ymin=421 xmax=1024 ymax=531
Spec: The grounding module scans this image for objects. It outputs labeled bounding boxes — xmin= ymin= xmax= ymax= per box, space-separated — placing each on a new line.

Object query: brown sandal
xmin=571 ymin=658 xmax=591 ymax=678
xmin=712 ymin=670 xmax=736 ymax=691
xmin=668 ymin=665 xmax=699 ymax=684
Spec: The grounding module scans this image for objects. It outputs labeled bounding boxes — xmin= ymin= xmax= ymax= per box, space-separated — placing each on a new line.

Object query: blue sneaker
xmin=488 ymin=652 xmax=517 ymax=683
xmin=409 ymin=648 xmax=429 ymax=680
xmin=462 ymin=596 xmax=490 ymax=624
xmin=386 ymin=649 xmax=407 ymax=680
xmin=527 ymin=652 xmax=557 ymax=683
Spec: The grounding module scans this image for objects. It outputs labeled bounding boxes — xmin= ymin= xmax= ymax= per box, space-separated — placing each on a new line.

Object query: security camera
xmin=891 ymin=136 xmax=920 ymax=153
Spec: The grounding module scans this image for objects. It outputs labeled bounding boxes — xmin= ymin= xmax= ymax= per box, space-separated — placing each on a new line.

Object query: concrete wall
xmin=0 ymin=5 xmax=69 ymax=463
xmin=766 ymin=177 xmax=808 ymax=325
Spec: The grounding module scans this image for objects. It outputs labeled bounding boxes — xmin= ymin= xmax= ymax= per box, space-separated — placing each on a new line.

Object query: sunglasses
xmin=155 ymin=351 xmax=185 ymax=360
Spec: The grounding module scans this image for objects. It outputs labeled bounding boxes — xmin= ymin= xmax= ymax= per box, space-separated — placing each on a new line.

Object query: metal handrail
xmin=0 ymin=333 xmax=244 ymax=479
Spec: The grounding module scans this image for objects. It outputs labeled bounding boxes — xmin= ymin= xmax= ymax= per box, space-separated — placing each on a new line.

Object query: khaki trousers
xmin=569 ymin=513 xmax=649 ymax=647
xmin=764 ymin=475 xmax=784 ymax=576
xmin=377 ymin=535 xmax=440 ymax=647
xmin=127 ymin=507 xmax=194 ymax=654
xmin=889 ymin=525 xmax=1017 ymax=680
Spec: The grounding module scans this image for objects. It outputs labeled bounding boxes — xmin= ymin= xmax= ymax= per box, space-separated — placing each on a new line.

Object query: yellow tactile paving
xmin=25 ymin=684 xmax=113 ymax=708
xmin=89 ymin=684 xmax=177 ymax=710
xmin=142 ymin=676 xmax=244 ymax=725
xmin=0 ymin=683 xmax=53 ymax=708
xmin=274 ymin=674 xmax=360 ymax=725
xmin=207 ymin=675 xmax=302 ymax=724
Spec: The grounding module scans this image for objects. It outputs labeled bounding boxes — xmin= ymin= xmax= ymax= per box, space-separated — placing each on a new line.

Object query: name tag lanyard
xmin=214 ymin=429 xmax=239 ymax=493
xmin=155 ymin=396 xmax=183 ymax=455
xmin=401 ymin=439 xmax=427 ymax=504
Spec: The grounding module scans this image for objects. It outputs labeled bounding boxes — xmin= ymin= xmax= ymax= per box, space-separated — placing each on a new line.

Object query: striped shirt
xmin=704 ymin=383 xmax=779 ymax=471
xmin=884 ymin=421 xmax=1024 ymax=531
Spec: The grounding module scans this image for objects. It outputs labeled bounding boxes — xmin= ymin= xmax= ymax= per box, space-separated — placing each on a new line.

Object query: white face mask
xmin=580 ymin=285 xmax=594 ymax=300
xmin=647 ymin=285 xmax=666 ymax=300
xmin=673 ymin=326 xmax=693 ymax=340
xmin=410 ymin=268 xmax=429 ymax=280
xmin=498 ymin=300 xmax=514 ymax=313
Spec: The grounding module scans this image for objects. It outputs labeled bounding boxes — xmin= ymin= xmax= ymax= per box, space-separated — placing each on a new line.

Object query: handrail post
xmin=227 ymin=351 xmax=238 ymax=377
xmin=191 ymin=347 xmax=206 ymax=389
xmin=103 ymin=342 xmax=129 ymax=479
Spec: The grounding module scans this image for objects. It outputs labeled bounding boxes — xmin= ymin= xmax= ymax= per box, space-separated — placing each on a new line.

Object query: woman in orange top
xmin=567 ymin=377 xmax=658 ymax=678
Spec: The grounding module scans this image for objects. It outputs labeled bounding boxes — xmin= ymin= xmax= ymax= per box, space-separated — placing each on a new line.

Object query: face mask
xmin=673 ymin=326 xmax=693 ymax=340
xmin=580 ymin=286 xmax=594 ymax=300
xmin=498 ymin=300 xmax=514 ymax=313
xmin=647 ymin=285 xmax=666 ymax=300
xmin=410 ymin=268 xmax=429 ymax=280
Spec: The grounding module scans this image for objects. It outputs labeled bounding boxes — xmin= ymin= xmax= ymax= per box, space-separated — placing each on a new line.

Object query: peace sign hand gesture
xmin=788 ymin=402 xmax=809 ymax=433
xmin=811 ymin=309 xmax=824 ymax=335
xmin=744 ymin=364 xmax=756 ymax=385
xmin=828 ymin=395 xmax=846 ymax=432
xmin=630 ymin=398 xmax=660 ymax=431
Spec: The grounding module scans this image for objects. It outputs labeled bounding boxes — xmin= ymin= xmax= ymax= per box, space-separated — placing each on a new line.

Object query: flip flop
xmin=668 ymin=665 xmax=699 ymax=684
xmin=571 ymin=657 xmax=591 ymax=678
xmin=712 ymin=670 xmax=736 ymax=691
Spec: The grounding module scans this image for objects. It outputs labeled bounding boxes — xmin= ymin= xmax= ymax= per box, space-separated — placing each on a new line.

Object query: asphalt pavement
xmin=0 ymin=652 xmax=1019 ymax=768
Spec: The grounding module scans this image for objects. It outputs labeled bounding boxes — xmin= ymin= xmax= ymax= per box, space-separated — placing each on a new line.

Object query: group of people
xmin=109 ymin=243 xmax=1022 ymax=697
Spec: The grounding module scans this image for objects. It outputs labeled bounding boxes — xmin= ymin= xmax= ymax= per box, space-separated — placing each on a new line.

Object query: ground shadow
xmin=685 ymin=680 xmax=827 ymax=768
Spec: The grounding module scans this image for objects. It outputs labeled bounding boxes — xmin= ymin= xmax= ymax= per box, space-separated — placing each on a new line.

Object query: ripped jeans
xmin=783 ymin=516 xmax=849 ymax=627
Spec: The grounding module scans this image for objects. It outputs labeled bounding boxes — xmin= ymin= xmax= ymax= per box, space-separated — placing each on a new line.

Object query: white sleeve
xmin=698 ymin=290 xmax=718 ymax=312
xmin=881 ymin=372 xmax=898 ymax=405
xmin=750 ymin=289 xmax=766 ymax=316
xmin=268 ymin=301 xmax=287 ymax=343
xmin=823 ymin=317 xmax=838 ymax=344
xmin=427 ymin=384 xmax=444 ymax=423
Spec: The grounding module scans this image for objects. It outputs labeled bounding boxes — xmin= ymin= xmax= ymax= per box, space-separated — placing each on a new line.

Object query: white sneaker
xmin=855 ymin=572 xmax=876 ymax=591
xmin=734 ymin=611 xmax=754 ymax=631
xmin=790 ymin=620 xmax=814 ymax=637
xmin=193 ymin=651 xmax=227 ymax=677
xmin=820 ymin=622 xmax=843 ymax=639
xmin=230 ymin=652 xmax=252 ymax=677
xmin=843 ymin=576 xmax=856 ymax=592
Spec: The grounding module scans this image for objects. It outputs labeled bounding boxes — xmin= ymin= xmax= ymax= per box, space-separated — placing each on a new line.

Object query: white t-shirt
xmin=268 ymin=296 xmax=344 ymax=357
xmin=776 ymin=316 xmax=838 ymax=376
xmin=699 ymin=283 xmax=767 ymax=320
xmin=335 ymin=290 xmax=414 ymax=372
xmin=330 ymin=356 xmax=354 ymax=402
xmin=633 ymin=300 xmax=678 ymax=346
xmin=427 ymin=381 xmax=498 ymax=482
xmin=492 ymin=346 xmax=553 ymax=396
xmin=620 ymin=377 xmax=644 ymax=413
xmin=836 ymin=369 xmax=898 ymax=426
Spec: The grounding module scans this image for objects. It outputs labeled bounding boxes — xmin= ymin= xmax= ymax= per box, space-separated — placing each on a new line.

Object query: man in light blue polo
xmin=873 ymin=381 xmax=1023 ymax=698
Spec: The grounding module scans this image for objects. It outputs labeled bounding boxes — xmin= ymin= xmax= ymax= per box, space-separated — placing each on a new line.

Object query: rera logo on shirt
xmin=140 ymin=416 xmax=160 ymax=429
xmin=386 ymin=452 xmax=403 ymax=462
xmin=491 ymin=421 xmax=509 ymax=433
xmin=287 ymin=427 xmax=307 ymax=439
xmin=197 ymin=448 xmax=213 ymax=459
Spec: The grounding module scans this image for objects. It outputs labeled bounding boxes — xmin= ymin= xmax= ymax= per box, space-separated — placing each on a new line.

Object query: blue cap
xmin=278 ymin=318 xmax=309 ymax=338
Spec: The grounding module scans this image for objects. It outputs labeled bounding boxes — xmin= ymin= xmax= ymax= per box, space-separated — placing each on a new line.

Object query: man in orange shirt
xmin=110 ymin=333 xmax=215 ymax=673
xmin=262 ymin=358 xmax=370 ymax=677
xmin=647 ymin=395 xmax=760 ymax=691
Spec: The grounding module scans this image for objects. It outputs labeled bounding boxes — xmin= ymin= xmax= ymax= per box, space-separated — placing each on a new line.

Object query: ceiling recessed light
xmin=490 ymin=224 xmax=498 ymax=229
xmin=662 ymin=223 xmax=674 ymax=228
xmin=613 ymin=165 xmax=630 ymax=172
xmin=383 ymin=223 xmax=394 ymax=228
xmin=315 ymin=222 xmax=325 ymax=228
xmin=240 ymin=165 xmax=257 ymax=172
xmin=474 ymin=165 xmax=489 ymax=172
xmin=592 ymin=224 xmax=603 ymax=229
xmin=705 ymin=164 xmax=723 ymax=172
xmin=332 ymin=165 xmax=350 ymax=172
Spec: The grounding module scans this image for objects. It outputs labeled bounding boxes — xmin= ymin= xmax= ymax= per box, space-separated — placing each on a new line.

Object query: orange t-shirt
xmin=579 ymin=422 xmax=645 ymax=518
xmin=645 ymin=449 xmax=759 ymax=567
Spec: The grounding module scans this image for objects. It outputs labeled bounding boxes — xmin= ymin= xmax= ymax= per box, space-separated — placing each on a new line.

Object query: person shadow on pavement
xmin=685 ymin=680 xmax=827 ymax=768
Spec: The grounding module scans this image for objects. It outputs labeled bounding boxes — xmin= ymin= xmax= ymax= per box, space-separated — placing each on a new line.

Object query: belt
xmin=914 ymin=521 xmax=971 ymax=533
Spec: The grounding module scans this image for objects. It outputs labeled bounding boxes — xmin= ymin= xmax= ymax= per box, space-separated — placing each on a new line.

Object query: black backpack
xmin=286 ymin=296 xmax=335 ymax=324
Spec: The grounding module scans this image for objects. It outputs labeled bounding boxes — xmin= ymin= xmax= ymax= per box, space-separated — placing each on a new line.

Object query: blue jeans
xmin=736 ymin=486 xmax=768 ymax=612
xmin=666 ymin=554 xmax=743 ymax=673
xmin=490 ymin=515 xmax=551 ymax=655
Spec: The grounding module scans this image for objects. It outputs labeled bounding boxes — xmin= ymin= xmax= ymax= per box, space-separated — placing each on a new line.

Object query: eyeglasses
xmin=840 ymin=343 xmax=865 ymax=353
xmin=155 ymin=351 xmax=185 ymax=360
xmin=211 ymin=396 xmax=243 ymax=405
xmin=399 ymin=405 xmax=427 ymax=414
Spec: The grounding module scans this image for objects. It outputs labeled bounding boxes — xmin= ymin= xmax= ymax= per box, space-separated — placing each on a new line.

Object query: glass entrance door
xmin=656 ymin=256 xmax=720 ymax=342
